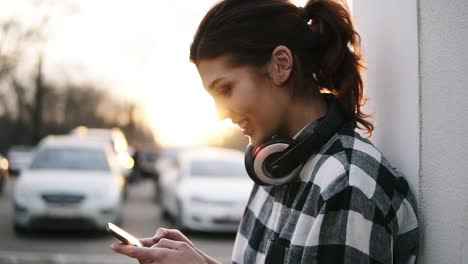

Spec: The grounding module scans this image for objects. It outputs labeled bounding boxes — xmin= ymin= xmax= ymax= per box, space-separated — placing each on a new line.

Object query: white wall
xmin=418 ymin=0 xmax=468 ymax=263
xmin=352 ymin=0 xmax=420 ymax=196
xmin=354 ymin=0 xmax=468 ymax=263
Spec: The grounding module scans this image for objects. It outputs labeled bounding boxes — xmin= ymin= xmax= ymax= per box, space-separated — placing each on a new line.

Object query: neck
xmin=282 ymin=93 xmax=327 ymax=138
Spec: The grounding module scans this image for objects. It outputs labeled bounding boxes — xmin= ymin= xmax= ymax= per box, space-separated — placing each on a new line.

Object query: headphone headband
xmin=245 ymin=93 xmax=347 ymax=185
xmin=267 ymin=93 xmax=344 ymax=177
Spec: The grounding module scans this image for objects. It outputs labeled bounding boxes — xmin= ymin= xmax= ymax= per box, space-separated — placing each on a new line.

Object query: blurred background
xmin=0 ymin=0 xmax=332 ymax=263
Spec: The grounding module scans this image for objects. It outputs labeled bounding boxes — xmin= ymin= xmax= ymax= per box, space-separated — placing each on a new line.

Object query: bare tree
xmin=0 ymin=1 xmax=156 ymax=152
xmin=0 ymin=0 xmax=79 ymax=147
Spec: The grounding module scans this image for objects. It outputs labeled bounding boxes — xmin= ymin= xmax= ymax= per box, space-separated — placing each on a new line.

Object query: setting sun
xmin=143 ymin=62 xmax=237 ymax=146
xmin=135 ymin=1 xmax=238 ymax=146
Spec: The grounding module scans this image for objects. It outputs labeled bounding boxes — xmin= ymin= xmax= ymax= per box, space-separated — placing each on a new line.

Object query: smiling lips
xmin=237 ymin=120 xmax=251 ymax=135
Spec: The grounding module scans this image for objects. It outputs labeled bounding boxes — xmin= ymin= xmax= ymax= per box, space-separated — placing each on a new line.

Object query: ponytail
xmin=305 ymin=0 xmax=374 ymax=136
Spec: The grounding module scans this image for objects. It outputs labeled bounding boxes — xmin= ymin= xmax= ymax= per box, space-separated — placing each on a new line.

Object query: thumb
xmin=152 ymin=228 xmax=193 ymax=246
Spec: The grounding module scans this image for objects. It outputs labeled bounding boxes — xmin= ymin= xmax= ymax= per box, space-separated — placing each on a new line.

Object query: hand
xmin=111 ymin=239 xmax=207 ymax=264
xmin=139 ymin=228 xmax=194 ymax=248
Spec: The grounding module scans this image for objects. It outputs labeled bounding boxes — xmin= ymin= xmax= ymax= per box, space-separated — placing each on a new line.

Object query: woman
xmin=112 ymin=0 xmax=419 ymax=263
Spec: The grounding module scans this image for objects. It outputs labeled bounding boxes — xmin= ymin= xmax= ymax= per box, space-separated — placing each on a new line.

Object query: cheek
xmin=231 ymin=72 xmax=282 ymax=141
xmin=231 ymin=79 xmax=262 ymax=115
xmin=248 ymin=99 xmax=281 ymax=140
xmin=255 ymin=95 xmax=289 ymax=138
xmin=232 ymin=95 xmax=257 ymax=118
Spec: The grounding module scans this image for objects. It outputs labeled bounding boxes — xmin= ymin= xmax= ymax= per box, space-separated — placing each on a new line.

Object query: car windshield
xmin=30 ymin=147 xmax=110 ymax=171
xmin=189 ymin=159 xmax=247 ymax=177
xmin=8 ymin=147 xmax=33 ymax=157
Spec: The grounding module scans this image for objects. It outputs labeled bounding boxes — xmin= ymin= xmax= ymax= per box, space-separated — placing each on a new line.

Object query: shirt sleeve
xmin=301 ymin=186 xmax=394 ymax=264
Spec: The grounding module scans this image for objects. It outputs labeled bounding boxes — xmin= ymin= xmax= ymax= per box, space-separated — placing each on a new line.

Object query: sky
xmin=0 ymin=0 xmax=341 ymax=146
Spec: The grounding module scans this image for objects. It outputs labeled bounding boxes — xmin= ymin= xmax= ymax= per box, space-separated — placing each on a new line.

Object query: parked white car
xmin=70 ymin=127 xmax=134 ymax=179
xmin=12 ymin=135 xmax=126 ymax=233
xmin=159 ymin=147 xmax=252 ymax=233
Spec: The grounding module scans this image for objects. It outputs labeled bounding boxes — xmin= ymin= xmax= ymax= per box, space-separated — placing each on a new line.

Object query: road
xmin=0 ymin=177 xmax=235 ymax=264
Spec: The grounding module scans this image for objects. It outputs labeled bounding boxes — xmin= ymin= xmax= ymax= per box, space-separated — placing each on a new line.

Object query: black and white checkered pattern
xmin=232 ymin=127 xmax=419 ymax=264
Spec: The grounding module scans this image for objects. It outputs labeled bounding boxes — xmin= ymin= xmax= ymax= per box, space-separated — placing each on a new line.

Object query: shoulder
xmin=301 ymin=128 xmax=397 ymax=203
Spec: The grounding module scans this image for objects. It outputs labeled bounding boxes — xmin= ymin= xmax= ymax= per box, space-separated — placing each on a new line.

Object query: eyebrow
xmin=207 ymin=78 xmax=226 ymax=91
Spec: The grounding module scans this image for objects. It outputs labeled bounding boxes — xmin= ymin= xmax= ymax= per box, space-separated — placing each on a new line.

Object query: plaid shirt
xmin=232 ymin=127 xmax=419 ymax=264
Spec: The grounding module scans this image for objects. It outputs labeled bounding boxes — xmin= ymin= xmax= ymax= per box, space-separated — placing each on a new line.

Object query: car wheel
xmin=0 ymin=178 xmax=4 ymax=196
xmin=122 ymin=184 xmax=129 ymax=201
xmin=175 ymin=200 xmax=186 ymax=231
xmin=153 ymin=182 xmax=160 ymax=203
xmin=13 ymin=223 xmax=28 ymax=235
xmin=161 ymin=206 xmax=170 ymax=220
xmin=159 ymin=191 xmax=170 ymax=219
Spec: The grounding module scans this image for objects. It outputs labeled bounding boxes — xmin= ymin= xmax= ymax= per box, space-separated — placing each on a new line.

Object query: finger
xmin=112 ymin=242 xmax=176 ymax=262
xmin=152 ymin=228 xmax=173 ymax=243
xmin=152 ymin=228 xmax=193 ymax=246
xmin=139 ymin=237 xmax=157 ymax=247
xmin=154 ymin=238 xmax=189 ymax=251
xmin=111 ymin=242 xmax=154 ymax=258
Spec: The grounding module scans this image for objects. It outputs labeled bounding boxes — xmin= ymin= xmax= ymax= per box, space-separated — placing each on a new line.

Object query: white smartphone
xmin=107 ymin=222 xmax=143 ymax=247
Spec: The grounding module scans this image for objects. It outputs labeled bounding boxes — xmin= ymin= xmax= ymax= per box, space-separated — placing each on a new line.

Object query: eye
xmin=216 ymin=84 xmax=232 ymax=96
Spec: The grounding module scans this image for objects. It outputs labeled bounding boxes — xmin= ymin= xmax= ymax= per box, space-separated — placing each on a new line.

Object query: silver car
xmin=159 ymin=147 xmax=252 ymax=233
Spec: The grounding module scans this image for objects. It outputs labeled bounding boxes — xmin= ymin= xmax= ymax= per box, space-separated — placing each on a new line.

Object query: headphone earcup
xmin=244 ymin=94 xmax=346 ymax=186
xmin=244 ymin=144 xmax=264 ymax=185
xmin=244 ymin=137 xmax=299 ymax=186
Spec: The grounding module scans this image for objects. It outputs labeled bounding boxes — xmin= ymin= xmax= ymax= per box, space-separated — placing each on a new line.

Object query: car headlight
xmin=94 ymin=187 xmax=107 ymax=199
xmin=15 ymin=184 xmax=33 ymax=202
xmin=95 ymin=186 xmax=119 ymax=200
xmin=118 ymin=153 xmax=134 ymax=170
xmin=95 ymin=180 xmax=123 ymax=201
xmin=0 ymin=158 xmax=8 ymax=171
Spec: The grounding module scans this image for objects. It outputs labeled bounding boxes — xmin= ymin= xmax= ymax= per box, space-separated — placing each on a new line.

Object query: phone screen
xmin=107 ymin=222 xmax=143 ymax=247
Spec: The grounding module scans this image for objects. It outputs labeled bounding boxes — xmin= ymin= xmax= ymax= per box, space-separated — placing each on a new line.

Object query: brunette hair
xmin=190 ymin=0 xmax=374 ymax=135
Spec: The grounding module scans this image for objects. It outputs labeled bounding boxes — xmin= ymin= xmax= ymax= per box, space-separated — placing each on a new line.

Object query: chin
xmin=249 ymin=134 xmax=270 ymax=147
xmin=247 ymin=136 xmax=259 ymax=146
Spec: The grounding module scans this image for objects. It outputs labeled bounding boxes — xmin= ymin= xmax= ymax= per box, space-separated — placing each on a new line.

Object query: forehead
xmin=196 ymin=55 xmax=236 ymax=88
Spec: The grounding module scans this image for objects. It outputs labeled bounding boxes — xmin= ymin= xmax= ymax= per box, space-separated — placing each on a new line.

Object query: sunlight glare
xmin=143 ymin=60 xmax=237 ymax=147
xmin=139 ymin=0 xmax=238 ymax=147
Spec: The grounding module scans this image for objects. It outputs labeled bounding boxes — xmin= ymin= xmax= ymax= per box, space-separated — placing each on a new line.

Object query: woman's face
xmin=196 ymin=56 xmax=291 ymax=146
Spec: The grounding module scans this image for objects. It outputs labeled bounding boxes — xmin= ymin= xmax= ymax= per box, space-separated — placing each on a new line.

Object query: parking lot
xmin=0 ymin=178 xmax=235 ymax=264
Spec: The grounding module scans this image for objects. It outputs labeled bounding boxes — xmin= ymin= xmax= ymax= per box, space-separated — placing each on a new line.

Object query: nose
xmin=213 ymin=99 xmax=231 ymax=121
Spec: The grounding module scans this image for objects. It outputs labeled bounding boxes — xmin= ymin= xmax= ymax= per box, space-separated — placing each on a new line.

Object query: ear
xmin=267 ymin=45 xmax=294 ymax=86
